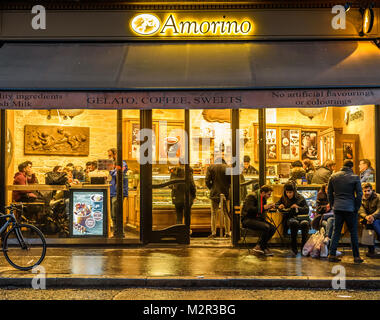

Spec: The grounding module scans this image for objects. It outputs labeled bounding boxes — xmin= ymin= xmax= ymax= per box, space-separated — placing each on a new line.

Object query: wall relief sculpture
xmin=24 ymin=125 xmax=89 ymax=156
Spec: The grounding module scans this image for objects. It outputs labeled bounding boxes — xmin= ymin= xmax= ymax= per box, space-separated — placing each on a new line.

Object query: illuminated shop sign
xmin=130 ymin=13 xmax=254 ymax=37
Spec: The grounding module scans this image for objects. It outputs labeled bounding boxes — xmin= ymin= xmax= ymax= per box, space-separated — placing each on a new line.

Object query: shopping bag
xmin=361 ymin=228 xmax=375 ymax=246
xmin=311 ymin=230 xmax=325 ymax=258
xmin=320 ymin=243 xmax=329 ymax=258
xmin=302 ymin=231 xmax=320 ymax=256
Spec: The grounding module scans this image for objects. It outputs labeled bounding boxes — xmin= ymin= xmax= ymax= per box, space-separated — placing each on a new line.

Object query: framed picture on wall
xmin=280 ymin=129 xmax=300 ymax=161
xmin=301 ymin=130 xmax=318 ymax=160
xmin=343 ymin=142 xmax=354 ymax=161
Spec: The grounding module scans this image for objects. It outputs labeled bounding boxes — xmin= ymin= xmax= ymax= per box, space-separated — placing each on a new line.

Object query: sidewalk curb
xmin=1 ymin=277 xmax=380 ymax=289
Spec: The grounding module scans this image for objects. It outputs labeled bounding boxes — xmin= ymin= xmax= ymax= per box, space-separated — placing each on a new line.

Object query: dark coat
xmin=276 ymin=186 xmax=309 ymax=234
xmin=358 ymin=192 xmax=380 ymax=222
xmin=241 ymin=191 xmax=268 ymax=221
xmin=328 ymin=166 xmax=363 ymax=213
xmin=311 ymin=166 xmax=333 ymax=184
xmin=170 ymin=166 xmax=196 ymax=206
xmin=205 ymin=163 xmax=231 ymax=201
xmin=311 ymin=190 xmax=330 ymax=230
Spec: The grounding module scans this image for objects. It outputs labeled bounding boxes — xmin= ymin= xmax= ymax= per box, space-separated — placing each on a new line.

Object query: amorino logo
xmin=130 ymin=13 xmax=254 ymax=36
xmin=131 ymin=14 xmax=161 ymax=35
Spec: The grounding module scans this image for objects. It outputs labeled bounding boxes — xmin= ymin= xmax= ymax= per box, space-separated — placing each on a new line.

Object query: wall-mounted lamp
xmin=359 ymin=5 xmax=374 ymax=36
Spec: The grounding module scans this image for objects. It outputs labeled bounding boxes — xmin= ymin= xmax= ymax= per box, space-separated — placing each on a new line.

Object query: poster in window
xmin=301 ymin=131 xmax=318 ymax=160
xmin=281 ymin=129 xmax=290 ymax=160
xmin=343 ymin=142 xmax=354 ymax=161
xmin=70 ymin=190 xmax=107 ymax=237
xmin=266 ymin=128 xmax=277 ymax=160
xmin=290 ymin=130 xmax=300 ymax=160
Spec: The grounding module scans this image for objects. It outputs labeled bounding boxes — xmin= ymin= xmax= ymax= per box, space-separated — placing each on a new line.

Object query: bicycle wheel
xmin=3 ymin=224 xmax=47 ymax=271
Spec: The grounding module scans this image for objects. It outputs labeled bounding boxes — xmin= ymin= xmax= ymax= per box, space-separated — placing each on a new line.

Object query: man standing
xmin=358 ymin=183 xmax=380 ymax=258
xmin=205 ymin=158 xmax=231 ymax=239
xmin=241 ymin=185 xmax=276 ymax=256
xmin=327 ymin=159 xmax=364 ymax=263
xmin=359 ymin=159 xmax=375 ymax=183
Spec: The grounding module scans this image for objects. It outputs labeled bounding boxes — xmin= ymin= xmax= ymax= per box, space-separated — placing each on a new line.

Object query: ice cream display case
xmin=69 ymin=187 xmax=109 ymax=237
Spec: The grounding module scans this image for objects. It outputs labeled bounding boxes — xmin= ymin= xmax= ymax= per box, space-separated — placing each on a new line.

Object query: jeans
xmin=321 ymin=217 xmax=335 ymax=239
xmin=175 ymin=204 xmax=184 ymax=225
xmin=242 ymin=217 xmax=276 ymax=250
xmin=329 ymin=211 xmax=360 ymax=257
xmin=287 ymin=218 xmax=310 ymax=250
xmin=110 ymin=197 xmax=117 ymax=228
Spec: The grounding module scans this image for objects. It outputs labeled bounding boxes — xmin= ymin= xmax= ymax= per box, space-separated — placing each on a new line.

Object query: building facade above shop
xmin=0 ymin=0 xmax=379 ymax=40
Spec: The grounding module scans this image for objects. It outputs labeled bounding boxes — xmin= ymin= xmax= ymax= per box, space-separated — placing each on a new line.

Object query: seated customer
xmin=276 ymin=181 xmax=310 ymax=255
xmin=359 ymin=182 xmax=380 ymax=257
xmin=359 ymin=159 xmax=375 ymax=183
xmin=12 ymin=161 xmax=38 ymax=202
xmin=288 ymin=161 xmax=306 ymax=183
xmin=241 ymin=185 xmax=276 ymax=256
xmin=311 ymin=160 xmax=336 ymax=184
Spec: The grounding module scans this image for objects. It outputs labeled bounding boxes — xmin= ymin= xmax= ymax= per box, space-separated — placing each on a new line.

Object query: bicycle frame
xmin=0 ymin=210 xmax=28 ymax=250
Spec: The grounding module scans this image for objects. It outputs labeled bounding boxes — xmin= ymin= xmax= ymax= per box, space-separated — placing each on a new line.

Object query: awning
xmin=0 ymin=41 xmax=380 ymax=108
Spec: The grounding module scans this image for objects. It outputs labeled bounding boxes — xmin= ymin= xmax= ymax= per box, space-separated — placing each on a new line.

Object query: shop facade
xmin=1 ymin=0 xmax=380 ymax=246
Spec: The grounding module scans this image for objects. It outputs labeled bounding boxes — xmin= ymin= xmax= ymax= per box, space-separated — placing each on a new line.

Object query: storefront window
xmin=5 ymin=109 xmax=140 ymax=240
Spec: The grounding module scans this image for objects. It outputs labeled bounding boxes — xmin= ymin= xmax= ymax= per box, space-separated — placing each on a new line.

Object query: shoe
xmin=264 ymin=249 xmax=274 ymax=256
xmin=208 ymin=234 xmax=216 ymax=239
xmin=336 ymin=250 xmax=343 ymax=257
xmin=252 ymin=248 xmax=265 ymax=255
xmin=328 ymin=255 xmax=341 ymax=262
xmin=354 ymin=257 xmax=364 ymax=264
xmin=291 ymin=247 xmax=298 ymax=256
xmin=225 ymin=234 xmax=231 ymax=238
xmin=366 ymin=252 xmax=376 ymax=258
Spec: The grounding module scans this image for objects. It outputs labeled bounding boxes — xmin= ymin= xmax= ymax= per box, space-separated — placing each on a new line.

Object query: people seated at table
xmin=288 ymin=161 xmax=307 ymax=183
xmin=276 ymin=181 xmax=310 ymax=255
xmin=241 ymin=185 xmax=276 ymax=256
xmin=311 ymin=160 xmax=336 ymax=184
xmin=12 ymin=161 xmax=39 ymax=202
xmin=359 ymin=182 xmax=380 ymax=258
xmin=302 ymin=159 xmax=315 ymax=184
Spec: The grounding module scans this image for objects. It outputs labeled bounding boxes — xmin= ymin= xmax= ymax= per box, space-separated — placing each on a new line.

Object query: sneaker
xmin=328 ymin=255 xmax=341 ymax=262
xmin=336 ymin=250 xmax=343 ymax=257
xmin=225 ymin=234 xmax=231 ymax=238
xmin=207 ymin=234 xmax=216 ymax=239
xmin=291 ymin=247 xmax=298 ymax=256
xmin=354 ymin=257 xmax=364 ymax=264
xmin=252 ymin=248 xmax=265 ymax=255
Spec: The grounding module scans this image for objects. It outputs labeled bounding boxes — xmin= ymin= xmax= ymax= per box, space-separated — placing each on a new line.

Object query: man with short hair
xmin=311 ymin=160 xmax=336 ymax=184
xmin=359 ymin=159 xmax=375 ymax=183
xmin=12 ymin=161 xmax=38 ymax=202
xmin=242 ymin=155 xmax=258 ymax=175
xmin=358 ymin=182 xmax=380 ymax=258
xmin=328 ymin=159 xmax=364 ymax=263
xmin=241 ymin=185 xmax=276 ymax=256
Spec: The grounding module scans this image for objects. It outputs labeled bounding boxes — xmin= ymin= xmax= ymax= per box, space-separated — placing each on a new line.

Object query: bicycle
xmin=0 ymin=204 xmax=47 ymax=271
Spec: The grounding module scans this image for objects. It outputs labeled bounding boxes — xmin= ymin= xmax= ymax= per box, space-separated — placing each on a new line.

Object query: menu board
xmin=69 ymin=190 xmax=107 ymax=237
xmin=281 ymin=129 xmax=300 ymax=161
xmin=266 ymin=128 xmax=277 ymax=160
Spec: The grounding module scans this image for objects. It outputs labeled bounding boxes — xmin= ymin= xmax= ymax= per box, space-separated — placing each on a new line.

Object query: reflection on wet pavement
xmin=0 ymin=246 xmax=378 ymax=278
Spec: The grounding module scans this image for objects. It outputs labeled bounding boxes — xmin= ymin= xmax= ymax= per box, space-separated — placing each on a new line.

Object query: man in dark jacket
xmin=170 ymin=165 xmax=196 ymax=225
xmin=276 ymin=181 xmax=310 ymax=255
xmin=241 ymin=185 xmax=276 ymax=256
xmin=327 ymin=159 xmax=364 ymax=263
xmin=311 ymin=160 xmax=336 ymax=184
xmin=205 ymin=158 xmax=231 ymax=238
xmin=358 ymin=182 xmax=380 ymax=258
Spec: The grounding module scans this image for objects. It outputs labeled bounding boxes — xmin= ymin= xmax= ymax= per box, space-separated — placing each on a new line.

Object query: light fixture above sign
xmin=130 ymin=13 xmax=254 ymax=37
xmin=360 ymin=6 xmax=374 ymax=36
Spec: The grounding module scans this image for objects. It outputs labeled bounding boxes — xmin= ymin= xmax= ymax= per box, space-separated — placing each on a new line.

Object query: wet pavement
xmin=0 ymin=240 xmax=379 ymax=288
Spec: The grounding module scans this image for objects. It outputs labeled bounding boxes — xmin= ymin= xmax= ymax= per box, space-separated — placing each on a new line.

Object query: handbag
xmin=361 ymin=228 xmax=375 ymax=246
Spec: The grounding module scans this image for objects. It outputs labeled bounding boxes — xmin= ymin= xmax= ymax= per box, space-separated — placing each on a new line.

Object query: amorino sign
xmin=0 ymin=8 xmax=378 ymax=40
